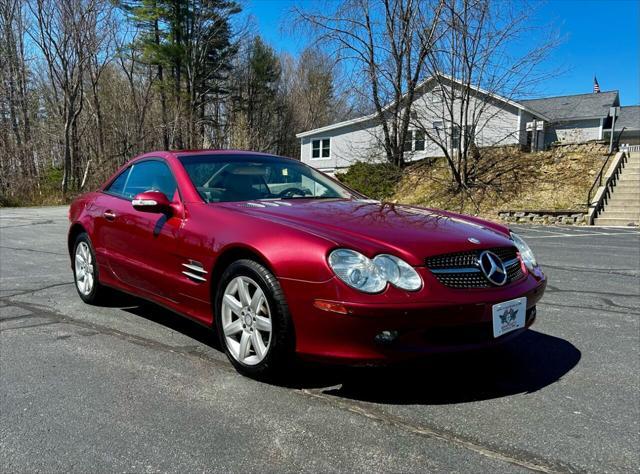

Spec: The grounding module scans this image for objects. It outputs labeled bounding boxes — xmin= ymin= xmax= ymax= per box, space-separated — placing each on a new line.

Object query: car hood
xmin=216 ymin=199 xmax=513 ymax=265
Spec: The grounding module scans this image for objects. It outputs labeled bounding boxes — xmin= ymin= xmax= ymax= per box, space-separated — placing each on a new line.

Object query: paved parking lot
xmin=1 ymin=206 xmax=638 ymax=473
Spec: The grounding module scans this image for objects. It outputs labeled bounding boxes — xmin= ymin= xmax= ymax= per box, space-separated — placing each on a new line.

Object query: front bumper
xmin=280 ymin=269 xmax=547 ymax=364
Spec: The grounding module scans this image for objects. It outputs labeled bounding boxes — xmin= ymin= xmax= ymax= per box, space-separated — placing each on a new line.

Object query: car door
xmin=97 ymin=159 xmax=184 ymax=300
xmin=90 ymin=165 xmax=132 ymax=276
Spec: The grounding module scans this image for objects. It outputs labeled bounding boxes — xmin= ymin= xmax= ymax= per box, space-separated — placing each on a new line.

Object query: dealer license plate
xmin=492 ymin=297 xmax=527 ymax=338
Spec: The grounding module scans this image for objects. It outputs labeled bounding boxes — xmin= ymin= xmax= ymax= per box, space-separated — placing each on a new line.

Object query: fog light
xmin=374 ymin=330 xmax=398 ymax=344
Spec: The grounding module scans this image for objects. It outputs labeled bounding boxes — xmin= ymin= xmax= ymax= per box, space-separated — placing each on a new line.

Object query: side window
xmin=301 ymin=175 xmax=330 ymax=196
xmin=105 ymin=167 xmax=132 ymax=197
xmin=123 ymin=160 xmax=177 ymax=200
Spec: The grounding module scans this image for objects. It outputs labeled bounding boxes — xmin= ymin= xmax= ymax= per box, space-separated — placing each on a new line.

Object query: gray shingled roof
xmin=616 ymin=105 xmax=640 ymax=131
xmin=518 ymin=91 xmax=619 ymax=122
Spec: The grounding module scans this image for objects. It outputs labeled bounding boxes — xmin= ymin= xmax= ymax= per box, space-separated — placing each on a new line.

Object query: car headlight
xmin=372 ymin=254 xmax=423 ymax=291
xmin=328 ymin=249 xmax=422 ymax=293
xmin=510 ymin=232 xmax=538 ymax=270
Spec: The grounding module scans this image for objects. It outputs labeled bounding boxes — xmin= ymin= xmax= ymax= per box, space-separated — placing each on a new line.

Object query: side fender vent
xmin=182 ymin=260 xmax=207 ymax=283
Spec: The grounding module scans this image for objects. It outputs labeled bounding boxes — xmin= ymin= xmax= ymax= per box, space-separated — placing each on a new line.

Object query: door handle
xmin=103 ymin=210 xmax=116 ymax=221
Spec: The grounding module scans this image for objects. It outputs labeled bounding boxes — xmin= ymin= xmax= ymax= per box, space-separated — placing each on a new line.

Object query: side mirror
xmin=132 ymin=191 xmax=172 ymax=214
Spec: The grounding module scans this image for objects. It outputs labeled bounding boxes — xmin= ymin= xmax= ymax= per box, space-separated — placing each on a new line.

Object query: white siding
xmin=300 ymin=119 xmax=383 ymax=170
xmin=411 ymin=82 xmax=523 ymax=151
xmin=300 ymin=80 xmax=528 ymax=171
xmin=545 ymin=119 xmax=602 ymax=145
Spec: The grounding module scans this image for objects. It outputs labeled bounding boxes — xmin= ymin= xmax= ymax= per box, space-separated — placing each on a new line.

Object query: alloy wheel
xmin=221 ymin=276 xmax=273 ymax=366
xmin=74 ymin=241 xmax=94 ymax=295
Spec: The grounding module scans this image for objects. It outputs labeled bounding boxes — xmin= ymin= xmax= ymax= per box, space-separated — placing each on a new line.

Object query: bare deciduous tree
xmin=1 ymin=0 xmax=558 ymax=206
xmin=414 ymin=0 xmax=559 ymax=189
xmin=296 ymin=0 xmax=444 ymax=166
xmin=1 ymin=0 xmax=36 ymax=197
xmin=28 ymin=0 xmax=101 ymax=192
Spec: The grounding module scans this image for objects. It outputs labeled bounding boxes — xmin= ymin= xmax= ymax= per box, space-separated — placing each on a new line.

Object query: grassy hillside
xmin=339 ymin=143 xmax=607 ymax=221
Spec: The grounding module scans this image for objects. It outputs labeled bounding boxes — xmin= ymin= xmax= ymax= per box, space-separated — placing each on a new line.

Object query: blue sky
xmin=244 ymin=0 xmax=640 ymax=105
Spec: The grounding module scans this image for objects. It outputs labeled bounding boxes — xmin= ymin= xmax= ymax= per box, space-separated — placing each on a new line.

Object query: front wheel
xmin=73 ymin=233 xmax=108 ymax=304
xmin=215 ymin=259 xmax=295 ymax=380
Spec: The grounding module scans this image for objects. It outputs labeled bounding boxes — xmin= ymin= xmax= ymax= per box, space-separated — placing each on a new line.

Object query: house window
xmin=450 ymin=125 xmax=476 ymax=150
xmin=465 ymin=125 xmax=476 ymax=143
xmin=432 ymin=122 xmax=443 ymax=139
xmin=404 ymin=131 xmax=414 ymax=152
xmin=403 ymin=130 xmax=426 ymax=153
xmin=311 ymin=138 xmax=330 ymax=159
xmin=414 ymin=130 xmax=425 ymax=151
xmin=451 ymin=125 xmax=460 ymax=149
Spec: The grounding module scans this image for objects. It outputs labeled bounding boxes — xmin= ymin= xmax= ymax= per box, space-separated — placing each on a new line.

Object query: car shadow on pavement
xmin=309 ymin=330 xmax=581 ymax=405
xmin=110 ymin=293 xmax=580 ymax=405
xmin=112 ymin=294 xmax=223 ymax=351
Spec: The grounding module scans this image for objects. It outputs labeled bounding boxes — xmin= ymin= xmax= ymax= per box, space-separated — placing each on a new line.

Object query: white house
xmin=519 ymin=91 xmax=621 ymax=145
xmin=616 ymin=105 xmax=640 ymax=145
xmin=296 ymin=76 xmax=622 ymax=173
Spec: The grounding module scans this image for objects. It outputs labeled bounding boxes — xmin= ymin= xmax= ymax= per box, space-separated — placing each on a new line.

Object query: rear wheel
xmin=215 ymin=259 xmax=294 ymax=380
xmin=73 ymin=233 xmax=107 ymax=304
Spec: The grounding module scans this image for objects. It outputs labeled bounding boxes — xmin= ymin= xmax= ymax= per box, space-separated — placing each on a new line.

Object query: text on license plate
xmin=492 ymin=297 xmax=527 ymax=338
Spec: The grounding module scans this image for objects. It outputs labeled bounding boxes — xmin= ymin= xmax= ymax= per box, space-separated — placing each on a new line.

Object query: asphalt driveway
xmin=1 ymin=206 xmax=638 ymax=473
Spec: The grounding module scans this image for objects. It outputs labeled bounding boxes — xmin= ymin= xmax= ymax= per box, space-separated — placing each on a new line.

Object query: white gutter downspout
xmin=608 ymin=107 xmax=618 ymax=153
xmin=599 ymin=118 xmax=604 ymax=140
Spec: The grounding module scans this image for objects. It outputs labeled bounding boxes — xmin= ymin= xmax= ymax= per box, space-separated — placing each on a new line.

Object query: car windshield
xmin=178 ymin=154 xmax=355 ymax=203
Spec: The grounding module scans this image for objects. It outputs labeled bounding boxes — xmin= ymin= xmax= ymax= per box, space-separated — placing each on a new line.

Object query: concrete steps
xmin=612 ymin=184 xmax=640 ymax=193
xmin=596 ymin=210 xmax=640 ymax=220
xmin=593 ymin=152 xmax=640 ymax=226
xmin=609 ymin=190 xmax=640 ymax=200
xmin=618 ymin=173 xmax=640 ymax=180
xmin=603 ymin=204 xmax=640 ymax=213
xmin=593 ymin=217 xmax=639 ymax=226
xmin=602 ymin=199 xmax=640 ymax=208
xmin=615 ymin=176 xmax=640 ymax=183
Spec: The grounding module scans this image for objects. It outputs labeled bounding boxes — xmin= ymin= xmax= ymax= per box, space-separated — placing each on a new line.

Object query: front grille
xmin=507 ymin=261 xmax=524 ymax=282
xmin=431 ymin=271 xmax=494 ymax=289
xmin=426 ymin=246 xmax=524 ymax=289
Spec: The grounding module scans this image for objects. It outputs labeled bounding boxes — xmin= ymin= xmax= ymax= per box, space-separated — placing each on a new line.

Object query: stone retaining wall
xmin=498 ymin=211 xmax=587 ymax=225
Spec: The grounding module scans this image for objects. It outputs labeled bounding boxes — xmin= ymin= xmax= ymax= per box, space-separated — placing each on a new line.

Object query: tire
xmin=72 ymin=232 xmax=107 ymax=305
xmin=214 ymin=259 xmax=295 ymax=381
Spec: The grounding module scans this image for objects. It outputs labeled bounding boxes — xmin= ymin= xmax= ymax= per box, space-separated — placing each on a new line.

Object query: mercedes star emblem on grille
xmin=478 ymin=250 xmax=508 ymax=286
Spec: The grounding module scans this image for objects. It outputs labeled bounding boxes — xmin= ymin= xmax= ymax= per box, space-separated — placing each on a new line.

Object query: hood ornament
xmin=468 ymin=237 xmax=481 ymax=244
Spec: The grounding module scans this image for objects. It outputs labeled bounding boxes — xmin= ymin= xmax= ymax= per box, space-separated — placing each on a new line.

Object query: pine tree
xmin=120 ymin=0 xmax=239 ymax=148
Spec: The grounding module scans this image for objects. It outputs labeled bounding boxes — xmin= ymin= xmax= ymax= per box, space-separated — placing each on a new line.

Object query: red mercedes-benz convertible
xmin=68 ymin=150 xmax=546 ymax=378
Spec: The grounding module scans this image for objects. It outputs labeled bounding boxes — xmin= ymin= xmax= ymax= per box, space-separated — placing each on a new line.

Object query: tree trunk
xmin=62 ymin=119 xmax=71 ymax=194
xmin=154 ymin=15 xmax=169 ymax=149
